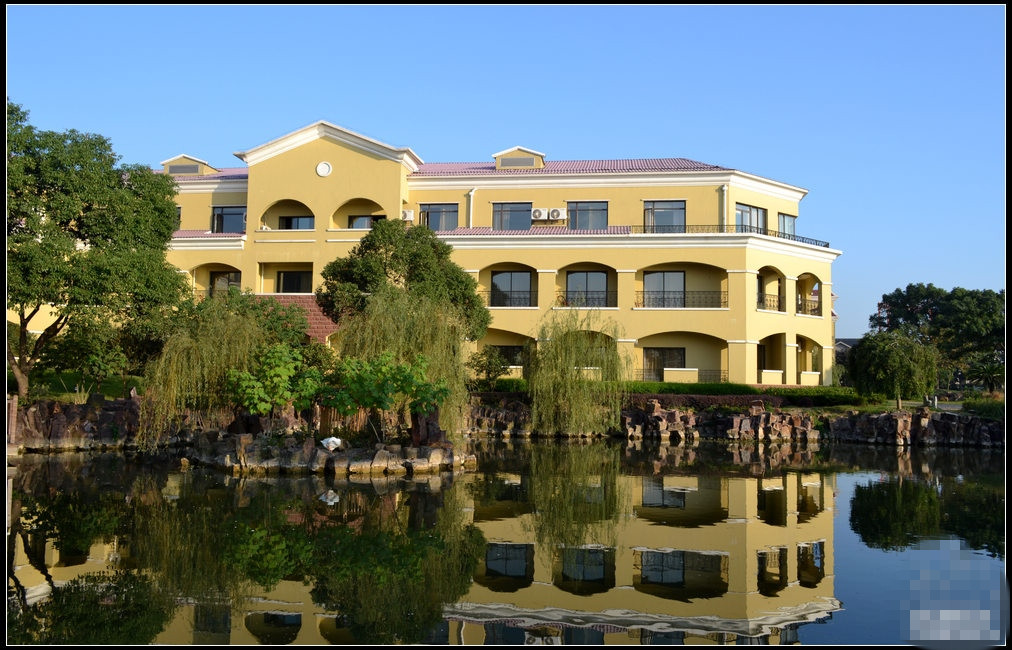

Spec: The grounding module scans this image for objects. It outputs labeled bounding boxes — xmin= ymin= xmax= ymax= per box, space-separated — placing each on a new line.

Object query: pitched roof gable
xmin=233 ymin=120 xmax=423 ymax=171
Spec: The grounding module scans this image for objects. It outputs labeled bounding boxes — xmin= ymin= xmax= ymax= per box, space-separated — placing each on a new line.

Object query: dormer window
xmin=493 ymin=147 xmax=546 ymax=170
xmin=161 ymin=155 xmax=217 ymax=176
xmin=500 ymin=156 xmax=536 ymax=168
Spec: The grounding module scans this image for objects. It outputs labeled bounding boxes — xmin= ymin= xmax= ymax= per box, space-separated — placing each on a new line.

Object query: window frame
xmin=566 ymin=201 xmax=608 ymax=230
xmin=208 ymin=271 xmax=240 ymax=297
xmin=642 ymin=270 xmax=685 ymax=307
xmin=643 ymin=200 xmax=686 ymax=233
xmin=419 ymin=203 xmax=459 ymax=231
xmin=735 ymin=203 xmax=767 ymax=233
xmin=778 ymin=213 xmax=797 ymax=236
xmin=492 ymin=202 xmax=533 ymax=231
xmin=348 ymin=215 xmax=386 ymax=229
xmin=210 ymin=206 xmax=246 ymax=234
xmin=491 ymin=270 xmax=534 ymax=307
xmin=278 ymin=215 xmax=315 ymax=230
xmin=276 ymin=270 xmax=313 ymax=294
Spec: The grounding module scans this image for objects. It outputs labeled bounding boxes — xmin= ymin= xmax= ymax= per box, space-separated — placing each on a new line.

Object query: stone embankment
xmin=468 ymin=398 xmax=1004 ymax=449
xmin=7 ymin=394 xmax=1004 ymax=475
xmin=7 ymin=395 xmax=476 ymax=477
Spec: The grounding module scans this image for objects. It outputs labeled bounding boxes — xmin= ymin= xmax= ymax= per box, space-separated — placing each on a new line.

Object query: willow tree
xmin=846 ymin=330 xmax=940 ymax=410
xmin=331 ymin=286 xmax=470 ymax=440
xmin=527 ymin=309 xmax=629 ymax=436
xmin=139 ymin=290 xmax=309 ymax=445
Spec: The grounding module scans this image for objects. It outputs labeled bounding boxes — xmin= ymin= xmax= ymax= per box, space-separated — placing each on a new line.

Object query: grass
xmin=8 ymin=370 xmax=146 ymax=403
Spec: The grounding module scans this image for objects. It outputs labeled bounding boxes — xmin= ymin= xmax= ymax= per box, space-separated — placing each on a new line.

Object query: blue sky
xmin=6 ymin=5 xmax=1006 ymax=338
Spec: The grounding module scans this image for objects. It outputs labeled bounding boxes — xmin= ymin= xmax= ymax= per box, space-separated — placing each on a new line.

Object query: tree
xmin=318 ymin=352 xmax=450 ymax=444
xmin=527 ymin=309 xmax=628 ymax=436
xmin=6 ymin=101 xmax=188 ymax=399
xmin=869 ymin=283 xmax=1005 ymax=386
xmin=847 ymin=330 xmax=940 ymax=409
xmin=465 ymin=346 xmax=510 ymax=391
xmin=315 ymin=218 xmax=490 ymax=341
xmin=226 ymin=342 xmax=323 ymax=418
xmin=139 ymin=289 xmax=310 ymax=445
xmin=37 ymin=316 xmax=128 ymax=395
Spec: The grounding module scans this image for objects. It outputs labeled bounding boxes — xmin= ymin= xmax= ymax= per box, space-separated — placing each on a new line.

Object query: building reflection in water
xmin=447 ymin=444 xmax=840 ymax=645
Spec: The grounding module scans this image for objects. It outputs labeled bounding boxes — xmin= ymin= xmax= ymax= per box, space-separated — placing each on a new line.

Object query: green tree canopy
xmin=6 ymin=101 xmax=188 ymax=399
xmin=846 ymin=330 xmax=940 ymax=408
xmin=869 ymin=283 xmax=1005 ymax=380
xmin=315 ymin=218 xmax=490 ymax=341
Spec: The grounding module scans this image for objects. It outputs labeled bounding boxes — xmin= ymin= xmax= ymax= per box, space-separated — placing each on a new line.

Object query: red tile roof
xmin=413 ymin=158 xmax=727 ymax=176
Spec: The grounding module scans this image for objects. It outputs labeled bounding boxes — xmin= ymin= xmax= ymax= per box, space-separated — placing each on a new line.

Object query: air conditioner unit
xmin=549 ymin=207 xmax=567 ymax=221
xmin=401 ymin=210 xmax=415 ymax=221
xmin=531 ymin=207 xmax=549 ymax=221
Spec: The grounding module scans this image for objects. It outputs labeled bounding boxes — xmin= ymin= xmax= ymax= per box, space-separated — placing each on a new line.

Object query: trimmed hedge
xmin=482 ymin=380 xmax=869 ymax=409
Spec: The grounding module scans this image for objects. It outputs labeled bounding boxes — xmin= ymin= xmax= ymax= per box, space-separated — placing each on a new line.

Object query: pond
xmin=6 ymin=438 xmax=1007 ymax=645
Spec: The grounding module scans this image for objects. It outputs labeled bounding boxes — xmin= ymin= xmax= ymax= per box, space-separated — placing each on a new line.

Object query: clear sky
xmin=6 ymin=4 xmax=1006 ymax=338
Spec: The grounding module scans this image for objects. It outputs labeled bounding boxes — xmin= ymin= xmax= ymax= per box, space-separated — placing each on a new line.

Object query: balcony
xmin=757 ymin=293 xmax=785 ymax=311
xmin=630 ymin=224 xmax=830 ymax=248
xmin=797 ymin=298 xmax=821 ymax=316
xmin=635 ymin=291 xmax=728 ymax=308
xmin=481 ymin=290 xmax=538 ymax=307
xmin=555 ymin=291 xmax=618 ymax=308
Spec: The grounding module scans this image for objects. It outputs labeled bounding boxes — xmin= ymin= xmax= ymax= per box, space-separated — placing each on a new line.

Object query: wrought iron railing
xmin=635 ymin=291 xmax=727 ymax=308
xmin=630 ymin=224 xmax=830 ymax=248
xmin=555 ymin=291 xmax=618 ymax=308
xmin=797 ymin=298 xmax=821 ymax=316
xmin=757 ymin=293 xmax=785 ymax=311
xmin=480 ymin=290 xmax=538 ymax=307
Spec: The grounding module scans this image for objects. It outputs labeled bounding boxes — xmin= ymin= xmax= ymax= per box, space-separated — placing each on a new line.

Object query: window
xmin=420 ymin=204 xmax=458 ymax=231
xmin=641 ymin=477 xmax=687 ymax=508
xmin=641 ymin=550 xmax=685 ymax=586
xmin=279 ymin=216 xmax=314 ymax=230
xmin=491 ymin=271 xmax=533 ymax=306
xmin=567 ymin=201 xmax=608 ymax=230
xmin=643 ymin=200 xmax=685 ymax=233
xmin=493 ymin=345 xmax=526 ymax=367
xmin=735 ymin=203 xmax=767 ymax=233
xmin=211 ymin=206 xmax=246 ymax=233
xmin=277 ymin=271 xmax=312 ymax=293
xmin=175 ymin=206 xmax=182 ymax=228
xmin=349 ymin=215 xmax=385 ymax=229
xmin=565 ymin=271 xmax=611 ymax=307
xmin=500 ymin=156 xmax=536 ymax=167
xmin=168 ymin=164 xmax=199 ymax=175
xmin=643 ymin=347 xmax=685 ymax=381
xmin=492 ymin=203 xmax=532 ymax=230
xmin=643 ymin=271 xmax=685 ymax=307
xmin=486 ymin=543 xmax=533 ymax=578
xmin=778 ymin=213 xmax=796 ymax=236
xmin=209 ymin=271 xmax=240 ymax=297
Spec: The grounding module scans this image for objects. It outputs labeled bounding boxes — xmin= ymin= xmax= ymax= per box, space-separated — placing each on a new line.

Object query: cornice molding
xmin=169 ymin=237 xmax=246 ymax=250
xmin=175 ymin=179 xmax=249 ymax=194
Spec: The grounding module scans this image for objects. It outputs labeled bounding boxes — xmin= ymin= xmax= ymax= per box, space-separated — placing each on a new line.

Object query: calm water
xmin=6 ymin=438 xmax=1007 ymax=646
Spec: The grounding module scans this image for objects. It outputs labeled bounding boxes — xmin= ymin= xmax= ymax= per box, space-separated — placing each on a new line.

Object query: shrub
xmin=961 ymin=396 xmax=1005 ymax=421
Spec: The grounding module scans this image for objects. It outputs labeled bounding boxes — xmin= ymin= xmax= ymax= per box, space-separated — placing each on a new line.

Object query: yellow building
xmin=164 ymin=120 xmax=841 ymax=386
